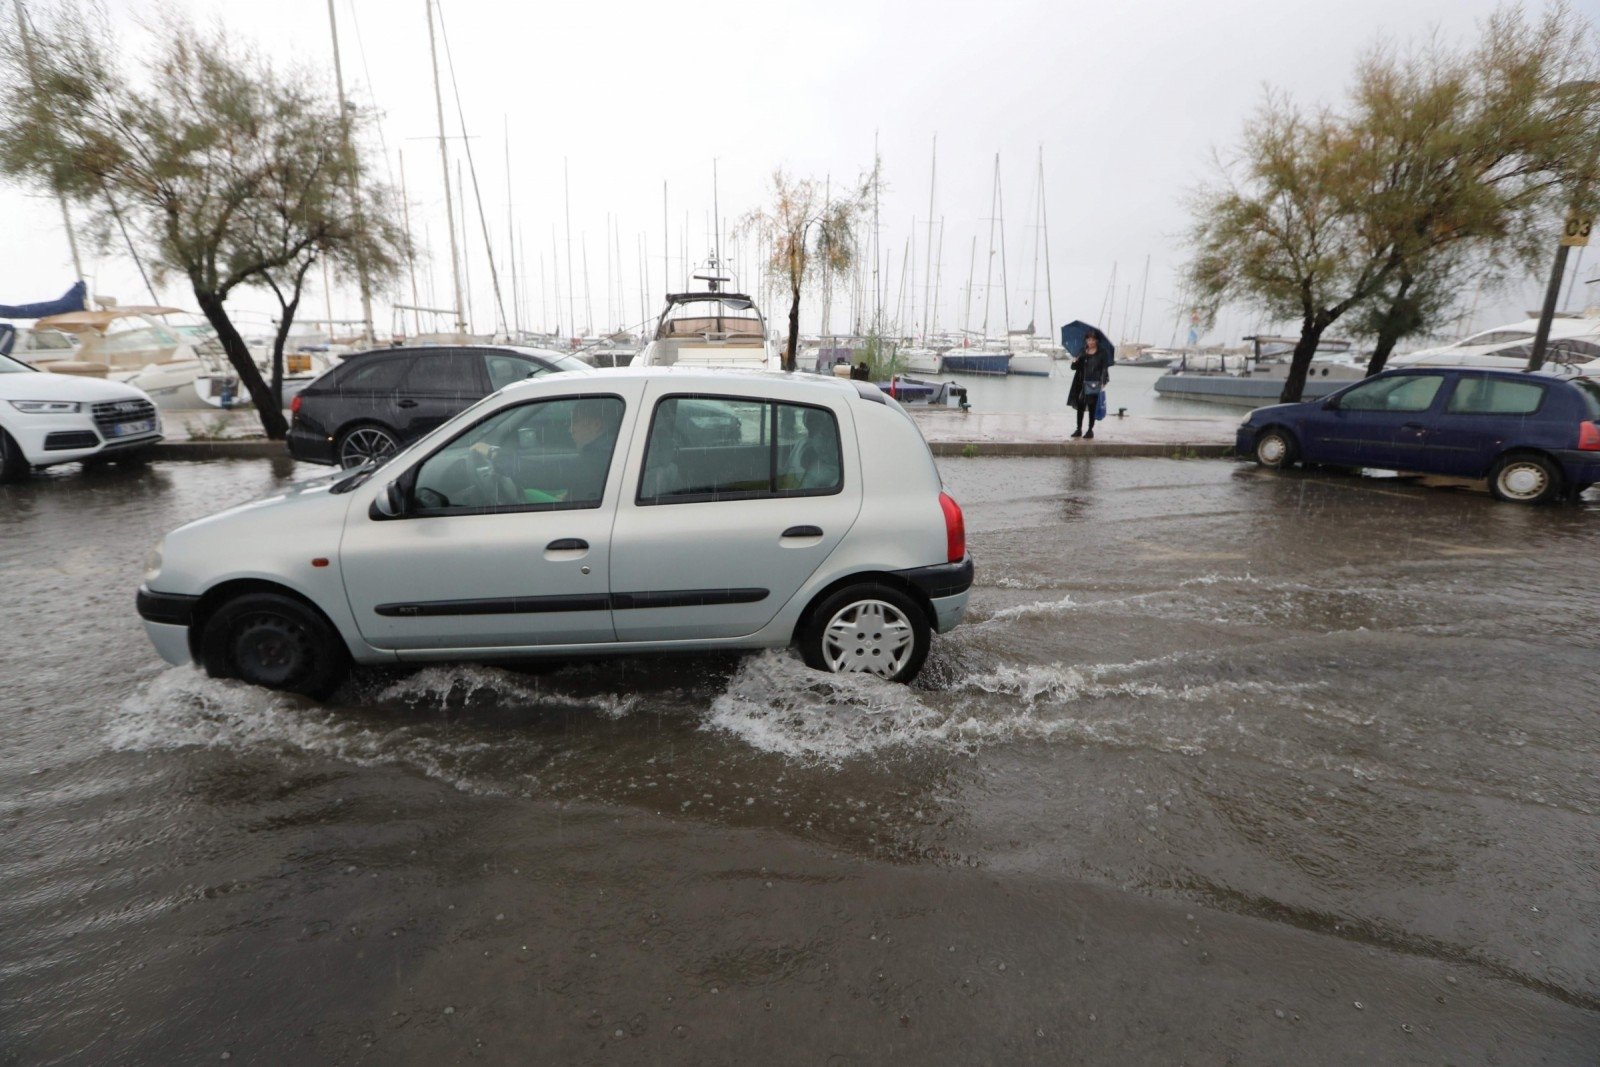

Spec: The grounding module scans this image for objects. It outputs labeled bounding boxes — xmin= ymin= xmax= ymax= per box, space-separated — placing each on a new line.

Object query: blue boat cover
xmin=0 ymin=281 xmax=87 ymax=320
xmin=1060 ymin=320 xmax=1115 ymax=363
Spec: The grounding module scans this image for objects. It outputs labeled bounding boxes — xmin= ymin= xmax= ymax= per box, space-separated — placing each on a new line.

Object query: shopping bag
xmin=1094 ymin=391 xmax=1107 ymax=421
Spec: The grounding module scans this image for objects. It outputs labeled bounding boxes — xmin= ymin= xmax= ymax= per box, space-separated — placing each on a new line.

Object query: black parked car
xmin=288 ymin=346 xmax=591 ymax=467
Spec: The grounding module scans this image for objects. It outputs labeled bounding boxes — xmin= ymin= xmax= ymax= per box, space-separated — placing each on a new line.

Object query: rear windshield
xmin=1572 ymin=379 xmax=1600 ymax=421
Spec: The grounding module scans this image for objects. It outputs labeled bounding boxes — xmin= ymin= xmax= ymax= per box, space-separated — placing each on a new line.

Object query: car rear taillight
xmin=939 ymin=491 xmax=965 ymax=563
xmin=290 ymin=394 xmax=302 ymax=417
xmin=1579 ymin=421 xmax=1600 ymax=451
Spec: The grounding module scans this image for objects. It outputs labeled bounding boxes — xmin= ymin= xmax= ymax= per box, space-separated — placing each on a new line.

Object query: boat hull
xmin=1154 ymin=372 xmax=1349 ymax=406
xmin=1008 ymin=353 xmax=1054 ymax=377
xmin=940 ymin=352 xmax=1012 ymax=376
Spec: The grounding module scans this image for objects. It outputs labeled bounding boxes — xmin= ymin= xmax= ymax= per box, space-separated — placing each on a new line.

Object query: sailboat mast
xmin=982 ymin=155 xmax=999 ymax=339
xmin=922 ymin=135 xmax=936 ymax=343
xmin=996 ymin=155 xmax=1012 ymax=338
xmin=398 ymin=149 xmax=421 ymax=335
xmin=326 ymin=0 xmax=373 ymax=342
xmin=504 ymin=119 xmax=521 ymax=338
xmin=549 ymin=226 xmax=562 ymax=336
xmin=425 ymin=0 xmax=465 ymax=333
xmin=933 ymin=217 xmax=945 ymax=336
xmin=563 ymin=159 xmax=576 ymax=341
xmin=457 ymin=161 xmax=474 ymax=332
xmin=963 ymin=235 xmax=977 ymax=337
xmin=1135 ymin=253 xmax=1151 ymax=345
xmin=1039 ymin=147 xmax=1056 ymax=346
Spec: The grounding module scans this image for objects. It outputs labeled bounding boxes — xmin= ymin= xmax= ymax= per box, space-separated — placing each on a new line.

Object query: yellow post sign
xmin=1562 ymin=210 xmax=1594 ymax=247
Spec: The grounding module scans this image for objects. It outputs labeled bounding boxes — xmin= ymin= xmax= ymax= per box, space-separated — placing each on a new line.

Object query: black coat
xmin=1068 ymin=351 xmax=1111 ymax=410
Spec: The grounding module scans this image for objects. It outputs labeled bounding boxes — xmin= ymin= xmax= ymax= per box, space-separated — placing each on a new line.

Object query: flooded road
xmin=3 ymin=457 xmax=1598 ymax=1064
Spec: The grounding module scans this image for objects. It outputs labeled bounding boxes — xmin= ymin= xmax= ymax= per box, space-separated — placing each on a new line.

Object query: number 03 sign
xmin=1562 ymin=210 xmax=1594 ymax=248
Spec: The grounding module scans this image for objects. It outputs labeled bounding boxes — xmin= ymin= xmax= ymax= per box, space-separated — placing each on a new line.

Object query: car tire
xmin=201 ymin=592 xmax=348 ymax=699
xmin=0 ymin=428 xmax=29 ymax=483
xmin=336 ymin=423 xmax=400 ymax=469
xmin=800 ymin=583 xmax=931 ymax=684
xmin=1488 ymin=453 xmax=1563 ymax=505
xmin=1253 ymin=427 xmax=1299 ymax=470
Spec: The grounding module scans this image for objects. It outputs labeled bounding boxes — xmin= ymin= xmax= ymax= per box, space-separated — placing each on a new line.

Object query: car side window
xmin=638 ymin=395 xmax=842 ymax=504
xmin=338 ymin=357 xmax=407 ymax=394
xmin=485 ymin=354 xmax=546 ymax=391
xmin=409 ymin=395 xmax=626 ymax=514
xmin=1337 ymin=375 xmax=1444 ymax=413
xmin=404 ymin=352 xmax=481 ymax=397
xmin=1445 ymin=378 xmax=1546 ymax=415
xmin=776 ymin=403 xmax=843 ymax=491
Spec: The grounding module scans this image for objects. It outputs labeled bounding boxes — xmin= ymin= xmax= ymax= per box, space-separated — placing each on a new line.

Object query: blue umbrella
xmin=1059 ymin=321 xmax=1115 ymax=363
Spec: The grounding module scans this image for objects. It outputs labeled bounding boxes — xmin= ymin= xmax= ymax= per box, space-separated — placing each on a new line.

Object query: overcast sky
xmin=3 ymin=0 xmax=1592 ymax=347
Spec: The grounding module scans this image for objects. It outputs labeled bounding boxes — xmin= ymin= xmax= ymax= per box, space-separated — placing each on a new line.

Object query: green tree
xmin=0 ymin=3 xmax=404 ymax=437
xmin=741 ymin=164 xmax=877 ymax=372
xmin=1185 ymin=3 xmax=1599 ymax=399
xmin=1347 ymin=4 xmax=1599 ymax=375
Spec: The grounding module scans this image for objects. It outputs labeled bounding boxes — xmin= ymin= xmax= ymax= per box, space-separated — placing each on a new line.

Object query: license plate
xmin=110 ymin=418 xmax=155 ymax=438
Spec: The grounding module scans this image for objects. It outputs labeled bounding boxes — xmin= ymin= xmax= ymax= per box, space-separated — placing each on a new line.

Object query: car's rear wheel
xmin=201 ymin=592 xmax=348 ymax=698
xmin=801 ymin=584 xmax=930 ymax=684
xmin=337 ymin=424 xmax=399 ymax=469
xmin=1253 ymin=427 xmax=1298 ymax=469
xmin=0 ymin=428 xmax=30 ymax=483
xmin=1488 ymin=453 xmax=1563 ymax=505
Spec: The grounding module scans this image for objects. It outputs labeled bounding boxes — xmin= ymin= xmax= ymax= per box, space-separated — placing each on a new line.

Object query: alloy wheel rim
xmin=822 ymin=599 xmax=915 ymax=678
xmin=1500 ymin=463 xmax=1546 ymax=500
xmin=340 ymin=428 xmax=397 ymax=468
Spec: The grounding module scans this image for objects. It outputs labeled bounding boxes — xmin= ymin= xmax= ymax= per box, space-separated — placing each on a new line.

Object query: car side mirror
xmin=1321 ymin=398 xmax=1339 ymax=411
xmin=371 ymin=480 xmax=407 ymax=519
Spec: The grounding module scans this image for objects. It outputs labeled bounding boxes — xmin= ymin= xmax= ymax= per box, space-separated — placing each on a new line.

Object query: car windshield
xmin=548 ymin=354 xmax=591 ymax=374
xmin=0 ymin=352 xmax=38 ymax=374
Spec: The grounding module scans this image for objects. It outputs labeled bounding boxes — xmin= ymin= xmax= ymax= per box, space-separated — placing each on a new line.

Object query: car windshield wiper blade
xmin=330 ymin=458 xmax=377 ymax=494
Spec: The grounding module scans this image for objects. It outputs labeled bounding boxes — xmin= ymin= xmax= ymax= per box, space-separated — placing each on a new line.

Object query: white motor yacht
xmin=634 ymin=259 xmax=782 ymax=373
xmin=1389 ymin=311 xmax=1600 ymax=374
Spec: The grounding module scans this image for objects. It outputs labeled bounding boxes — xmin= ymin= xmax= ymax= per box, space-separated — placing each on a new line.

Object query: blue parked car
xmin=1237 ymin=368 xmax=1600 ymax=504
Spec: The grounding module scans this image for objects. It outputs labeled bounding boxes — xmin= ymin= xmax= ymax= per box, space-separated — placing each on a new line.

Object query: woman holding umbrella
xmin=1067 ymin=329 xmax=1112 ymax=439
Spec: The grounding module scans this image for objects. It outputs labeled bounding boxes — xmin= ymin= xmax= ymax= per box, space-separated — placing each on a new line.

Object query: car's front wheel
xmin=337 ymin=424 xmax=399 ymax=469
xmin=1488 ymin=453 xmax=1564 ymax=505
xmin=0 ymin=428 xmax=30 ymax=483
xmin=200 ymin=592 xmax=348 ymax=698
xmin=801 ymin=584 xmax=931 ymax=683
xmin=1253 ymin=427 xmax=1299 ymax=470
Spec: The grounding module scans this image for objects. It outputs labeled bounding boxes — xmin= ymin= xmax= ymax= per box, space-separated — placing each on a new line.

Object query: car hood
xmin=174 ymin=469 xmax=348 ymax=535
xmin=1245 ymin=401 xmax=1309 ymax=421
xmin=0 ymin=368 xmax=155 ymax=403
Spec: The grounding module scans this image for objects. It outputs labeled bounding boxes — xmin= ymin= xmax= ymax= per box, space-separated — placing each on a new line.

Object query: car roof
xmin=496 ymin=364 xmax=869 ymax=402
xmin=1381 ymin=365 xmax=1574 ymax=385
xmin=340 ymin=344 xmax=578 ymax=363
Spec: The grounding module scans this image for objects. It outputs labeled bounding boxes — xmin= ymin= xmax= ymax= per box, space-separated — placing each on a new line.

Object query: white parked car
xmin=0 ymin=351 xmax=162 ymax=481
xmin=137 ymin=367 xmax=972 ymax=696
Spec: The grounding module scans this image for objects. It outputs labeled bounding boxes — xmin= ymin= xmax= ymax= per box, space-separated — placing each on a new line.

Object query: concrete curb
xmin=147 ymin=439 xmax=1237 ymax=462
xmin=149 ymin=440 xmax=286 ymax=460
xmin=928 ymin=441 xmax=1236 ymax=458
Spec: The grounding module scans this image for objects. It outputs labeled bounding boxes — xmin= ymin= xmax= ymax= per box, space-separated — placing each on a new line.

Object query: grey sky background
xmin=4 ymin=0 xmax=1591 ymax=346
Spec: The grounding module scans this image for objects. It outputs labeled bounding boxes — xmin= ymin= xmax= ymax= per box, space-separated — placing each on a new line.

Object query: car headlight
xmin=144 ymin=541 xmax=164 ymax=582
xmin=10 ymin=400 xmax=82 ymax=414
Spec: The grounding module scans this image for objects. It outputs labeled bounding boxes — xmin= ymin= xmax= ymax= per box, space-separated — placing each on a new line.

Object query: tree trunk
xmin=1279 ymin=314 xmax=1329 ymax=404
xmin=270 ymin=290 xmax=303 ymax=412
xmin=1364 ymin=275 xmax=1415 ymax=377
xmin=194 ymin=289 xmax=288 ymax=439
xmin=785 ymin=282 xmax=801 ymax=373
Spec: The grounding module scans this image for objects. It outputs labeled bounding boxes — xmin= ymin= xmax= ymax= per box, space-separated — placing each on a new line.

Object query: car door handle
xmin=1401 ymin=423 xmax=1426 ymax=431
xmin=546 ymin=538 xmax=589 ymax=551
xmin=781 ymin=525 xmax=823 ymax=538
xmin=397 ymin=399 xmax=418 ymax=408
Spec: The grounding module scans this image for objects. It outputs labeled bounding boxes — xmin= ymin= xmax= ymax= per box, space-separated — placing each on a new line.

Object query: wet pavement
xmin=2 ymin=456 xmax=1598 ymax=1064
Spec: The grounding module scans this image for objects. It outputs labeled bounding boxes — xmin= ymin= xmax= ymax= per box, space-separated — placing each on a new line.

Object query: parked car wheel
xmin=201 ymin=592 xmax=348 ymax=698
xmin=0 ymin=428 xmax=30 ymax=483
xmin=1253 ymin=427 xmax=1299 ymax=470
xmin=801 ymin=584 xmax=931 ymax=683
xmin=1488 ymin=453 xmax=1564 ymax=505
xmin=337 ymin=424 xmax=400 ymax=469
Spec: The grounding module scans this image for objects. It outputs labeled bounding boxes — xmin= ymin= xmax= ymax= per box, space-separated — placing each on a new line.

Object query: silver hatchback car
xmin=136 ymin=367 xmax=973 ymax=697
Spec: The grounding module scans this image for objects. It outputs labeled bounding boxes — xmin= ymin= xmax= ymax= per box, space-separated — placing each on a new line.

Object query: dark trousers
xmin=1074 ymin=400 xmax=1097 ymax=432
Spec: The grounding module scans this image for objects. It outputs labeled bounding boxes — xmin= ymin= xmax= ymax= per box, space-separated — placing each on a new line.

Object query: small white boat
xmin=1389 ymin=311 xmax=1600 ymax=374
